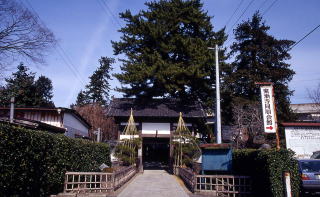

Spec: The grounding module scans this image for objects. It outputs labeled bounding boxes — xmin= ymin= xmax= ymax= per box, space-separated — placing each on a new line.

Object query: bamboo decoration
xmin=122 ymin=108 xmax=139 ymax=165
xmin=174 ymin=112 xmax=201 ymax=167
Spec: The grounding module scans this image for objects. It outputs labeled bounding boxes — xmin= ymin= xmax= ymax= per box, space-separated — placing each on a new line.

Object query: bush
xmin=0 ymin=123 xmax=110 ymax=197
xmin=233 ymin=149 xmax=300 ymax=197
xmin=172 ymin=141 xmax=200 ymax=168
xmin=115 ymin=138 xmax=141 ymax=166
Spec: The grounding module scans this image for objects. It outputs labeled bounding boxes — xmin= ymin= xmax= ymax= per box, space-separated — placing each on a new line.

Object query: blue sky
xmin=9 ymin=0 xmax=320 ymax=107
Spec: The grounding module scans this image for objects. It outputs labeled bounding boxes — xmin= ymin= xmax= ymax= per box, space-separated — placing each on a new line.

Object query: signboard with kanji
xmin=285 ymin=127 xmax=320 ymax=158
xmin=260 ymin=86 xmax=276 ymax=133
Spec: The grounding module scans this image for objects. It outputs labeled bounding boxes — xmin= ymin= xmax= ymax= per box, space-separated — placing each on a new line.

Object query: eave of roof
xmin=0 ymin=107 xmax=57 ymax=111
xmin=281 ymin=122 xmax=320 ymax=127
xmin=200 ymin=143 xmax=232 ymax=149
xmin=108 ymin=98 xmax=206 ymax=118
xmin=0 ymin=107 xmax=91 ymax=128
xmin=0 ymin=118 xmax=66 ymax=133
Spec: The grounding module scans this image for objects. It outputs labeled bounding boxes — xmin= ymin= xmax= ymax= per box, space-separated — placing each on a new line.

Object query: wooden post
xmin=170 ymin=127 xmax=174 ymax=172
xmin=193 ymin=171 xmax=196 ymax=193
xmin=255 ymin=82 xmax=280 ymax=150
xmin=272 ymin=86 xmax=281 ymax=150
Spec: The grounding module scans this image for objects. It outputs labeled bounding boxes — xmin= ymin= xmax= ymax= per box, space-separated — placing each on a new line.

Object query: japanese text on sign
xmin=260 ymin=86 xmax=276 ymax=133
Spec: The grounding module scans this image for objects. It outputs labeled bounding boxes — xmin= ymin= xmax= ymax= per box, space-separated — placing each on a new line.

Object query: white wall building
xmin=0 ymin=107 xmax=90 ymax=138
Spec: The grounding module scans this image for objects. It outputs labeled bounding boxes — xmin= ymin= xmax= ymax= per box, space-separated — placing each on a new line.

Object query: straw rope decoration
xmin=122 ymin=108 xmax=138 ymax=165
xmin=174 ymin=112 xmax=201 ymax=167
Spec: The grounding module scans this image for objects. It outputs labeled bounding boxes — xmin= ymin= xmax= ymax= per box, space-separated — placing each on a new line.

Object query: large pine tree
xmin=112 ymin=0 xmax=227 ymax=105
xmin=225 ymin=12 xmax=295 ymax=122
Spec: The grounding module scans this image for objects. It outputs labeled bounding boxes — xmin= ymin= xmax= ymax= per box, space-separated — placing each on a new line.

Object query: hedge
xmin=233 ymin=149 xmax=300 ymax=197
xmin=0 ymin=123 xmax=110 ymax=197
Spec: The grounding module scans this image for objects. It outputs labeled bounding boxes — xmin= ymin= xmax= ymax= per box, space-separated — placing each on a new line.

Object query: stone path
xmin=117 ymin=170 xmax=189 ymax=197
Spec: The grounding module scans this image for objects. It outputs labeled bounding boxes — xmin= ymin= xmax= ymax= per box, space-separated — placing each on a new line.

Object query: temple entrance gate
xmin=142 ymin=137 xmax=170 ymax=167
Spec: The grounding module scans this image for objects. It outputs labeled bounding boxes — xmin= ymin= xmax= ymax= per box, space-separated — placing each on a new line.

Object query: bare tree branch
xmin=231 ymin=101 xmax=264 ymax=148
xmin=308 ymin=83 xmax=320 ymax=111
xmin=74 ymin=103 xmax=118 ymax=141
xmin=0 ymin=0 xmax=56 ymax=74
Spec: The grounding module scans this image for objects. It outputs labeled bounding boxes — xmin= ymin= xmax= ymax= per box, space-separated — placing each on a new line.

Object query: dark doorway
xmin=142 ymin=137 xmax=170 ymax=168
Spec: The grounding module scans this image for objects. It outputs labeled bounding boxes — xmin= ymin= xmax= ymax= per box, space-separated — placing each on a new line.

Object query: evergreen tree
xmin=75 ymin=90 xmax=89 ymax=107
xmin=3 ymin=63 xmax=35 ymax=106
xmin=34 ymin=76 xmax=54 ymax=107
xmin=112 ymin=0 xmax=227 ymax=106
xmin=225 ymin=12 xmax=295 ymax=122
xmin=86 ymin=57 xmax=113 ymax=105
xmin=75 ymin=57 xmax=113 ymax=106
xmin=0 ymin=63 xmax=54 ymax=107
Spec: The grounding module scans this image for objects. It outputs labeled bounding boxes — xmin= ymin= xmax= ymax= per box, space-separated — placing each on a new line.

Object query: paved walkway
xmin=117 ymin=170 xmax=189 ymax=197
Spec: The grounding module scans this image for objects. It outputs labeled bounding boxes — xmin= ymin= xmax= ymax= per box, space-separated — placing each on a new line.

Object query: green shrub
xmin=115 ymin=138 xmax=141 ymax=166
xmin=0 ymin=123 xmax=110 ymax=197
xmin=172 ymin=141 xmax=200 ymax=167
xmin=233 ymin=149 xmax=300 ymax=197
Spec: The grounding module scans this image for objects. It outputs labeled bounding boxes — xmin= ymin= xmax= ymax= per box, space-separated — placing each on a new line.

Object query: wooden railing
xmin=175 ymin=166 xmax=252 ymax=197
xmin=177 ymin=167 xmax=196 ymax=192
xmin=64 ymin=165 xmax=136 ymax=194
xmin=195 ymin=174 xmax=252 ymax=197
xmin=64 ymin=172 xmax=113 ymax=193
xmin=113 ymin=165 xmax=137 ymax=190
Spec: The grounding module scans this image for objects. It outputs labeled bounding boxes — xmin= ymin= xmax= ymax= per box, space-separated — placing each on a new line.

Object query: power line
xmin=21 ymin=0 xmax=87 ymax=87
xmin=54 ymin=46 xmax=86 ymax=87
xmin=224 ymin=0 xmax=244 ymax=29
xmin=224 ymin=0 xmax=255 ymax=46
xmin=257 ymin=0 xmax=268 ymax=11
xmin=97 ymin=0 xmax=122 ymax=28
xmin=292 ymin=78 xmax=320 ymax=82
xmin=289 ymin=24 xmax=320 ymax=51
xmin=227 ymin=0 xmax=255 ymax=36
xmin=96 ymin=0 xmax=113 ymax=24
xmin=262 ymin=0 xmax=279 ymax=16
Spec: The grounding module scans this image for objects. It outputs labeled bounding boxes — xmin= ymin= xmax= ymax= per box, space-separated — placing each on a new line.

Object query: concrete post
xmin=138 ymin=147 xmax=143 ymax=173
xmin=208 ymin=45 xmax=222 ymax=144
xmin=97 ymin=128 xmax=101 ymax=142
xmin=284 ymin=171 xmax=292 ymax=197
xmin=215 ymin=44 xmax=222 ymax=144
xmin=10 ymin=97 xmax=15 ymax=123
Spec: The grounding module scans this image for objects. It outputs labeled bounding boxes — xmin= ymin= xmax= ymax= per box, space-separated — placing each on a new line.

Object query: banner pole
xmin=271 ymin=85 xmax=280 ymax=150
xmin=256 ymin=82 xmax=280 ymax=150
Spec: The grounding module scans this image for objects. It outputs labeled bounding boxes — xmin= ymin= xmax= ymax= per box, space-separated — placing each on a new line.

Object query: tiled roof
xmin=281 ymin=122 xmax=320 ymax=127
xmin=290 ymin=103 xmax=319 ymax=113
xmin=0 ymin=107 xmax=91 ymax=128
xmin=0 ymin=117 xmax=66 ymax=133
xmin=108 ymin=98 xmax=206 ymax=118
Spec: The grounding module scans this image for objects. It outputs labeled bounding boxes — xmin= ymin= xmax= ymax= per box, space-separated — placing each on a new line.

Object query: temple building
xmin=108 ymin=98 xmax=207 ymax=166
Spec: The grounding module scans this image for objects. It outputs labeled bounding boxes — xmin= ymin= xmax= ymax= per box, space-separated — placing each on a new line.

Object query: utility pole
xmin=208 ymin=44 xmax=222 ymax=144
